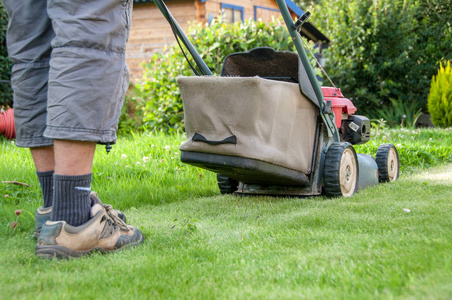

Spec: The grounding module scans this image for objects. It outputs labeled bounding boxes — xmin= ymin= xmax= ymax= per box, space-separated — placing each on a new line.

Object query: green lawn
xmin=1 ymin=129 xmax=451 ymax=299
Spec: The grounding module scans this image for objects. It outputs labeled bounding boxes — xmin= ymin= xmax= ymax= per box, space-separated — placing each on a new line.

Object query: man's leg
xmin=2 ymin=0 xmax=55 ymax=214
xmin=30 ymin=146 xmax=55 ymax=172
xmin=53 ymin=141 xmax=95 ymax=176
xmin=42 ymin=0 xmax=132 ymax=227
xmin=37 ymin=138 xmax=144 ymax=259
xmin=31 ymin=141 xmax=128 ymax=235
xmin=35 ymin=0 xmax=143 ymax=259
xmin=51 ymin=141 xmax=96 ymax=226
xmin=3 ymin=0 xmax=142 ymax=257
xmin=42 ymin=0 xmax=132 ymax=226
xmin=31 ymin=146 xmax=54 ymax=209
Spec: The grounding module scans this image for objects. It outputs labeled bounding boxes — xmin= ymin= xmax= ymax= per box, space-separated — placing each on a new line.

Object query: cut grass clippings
xmin=0 ymin=128 xmax=451 ymax=299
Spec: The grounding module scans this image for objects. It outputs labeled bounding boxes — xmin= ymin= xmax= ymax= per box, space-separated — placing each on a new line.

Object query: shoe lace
xmin=103 ymin=204 xmax=130 ymax=232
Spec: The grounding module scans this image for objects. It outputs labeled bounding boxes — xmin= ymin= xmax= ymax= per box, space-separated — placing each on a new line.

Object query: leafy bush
xmin=375 ymin=98 xmax=422 ymax=128
xmin=313 ymin=0 xmax=452 ymax=120
xmin=125 ymin=0 xmax=452 ymax=132
xmin=125 ymin=17 xmax=319 ymax=133
xmin=0 ymin=3 xmax=13 ymax=109
xmin=118 ymin=87 xmax=148 ymax=135
xmin=427 ymin=61 xmax=452 ymax=128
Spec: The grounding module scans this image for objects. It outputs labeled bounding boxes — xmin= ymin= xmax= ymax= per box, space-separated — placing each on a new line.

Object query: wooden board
xmin=127 ymin=0 xmax=298 ymax=81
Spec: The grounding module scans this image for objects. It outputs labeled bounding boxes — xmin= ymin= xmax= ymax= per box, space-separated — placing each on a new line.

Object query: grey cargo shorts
xmin=2 ymin=0 xmax=133 ymax=148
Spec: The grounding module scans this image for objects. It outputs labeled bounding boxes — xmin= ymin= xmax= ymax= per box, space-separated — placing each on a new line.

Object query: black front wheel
xmin=376 ymin=144 xmax=399 ymax=182
xmin=324 ymin=142 xmax=359 ymax=197
xmin=216 ymin=174 xmax=239 ymax=194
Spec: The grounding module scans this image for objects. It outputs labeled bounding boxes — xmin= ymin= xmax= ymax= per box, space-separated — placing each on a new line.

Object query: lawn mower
xmin=153 ymin=0 xmax=400 ymax=197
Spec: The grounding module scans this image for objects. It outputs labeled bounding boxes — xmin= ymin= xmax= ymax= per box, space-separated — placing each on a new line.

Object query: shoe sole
xmin=36 ymin=234 xmax=144 ymax=260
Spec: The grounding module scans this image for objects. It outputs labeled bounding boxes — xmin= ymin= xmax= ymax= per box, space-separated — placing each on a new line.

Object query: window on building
xmin=221 ymin=4 xmax=244 ymax=23
xmin=254 ymin=6 xmax=281 ymax=23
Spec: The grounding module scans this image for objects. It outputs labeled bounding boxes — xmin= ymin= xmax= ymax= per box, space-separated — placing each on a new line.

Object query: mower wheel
xmin=216 ymin=174 xmax=239 ymax=194
xmin=324 ymin=142 xmax=359 ymax=197
xmin=376 ymin=144 xmax=399 ymax=182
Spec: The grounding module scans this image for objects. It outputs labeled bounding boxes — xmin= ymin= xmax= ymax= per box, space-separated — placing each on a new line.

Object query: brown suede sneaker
xmin=33 ymin=192 xmax=127 ymax=238
xmin=35 ymin=195 xmax=143 ymax=260
xmin=34 ymin=206 xmax=52 ymax=238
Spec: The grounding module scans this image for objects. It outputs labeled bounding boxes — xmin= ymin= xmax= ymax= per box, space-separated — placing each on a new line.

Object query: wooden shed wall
xmin=127 ymin=1 xmax=197 ymax=81
xmin=127 ymin=0 xmax=296 ymax=81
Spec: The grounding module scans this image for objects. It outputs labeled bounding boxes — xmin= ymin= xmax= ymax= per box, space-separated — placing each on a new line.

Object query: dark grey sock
xmin=51 ymin=173 xmax=92 ymax=227
xmin=36 ymin=170 xmax=54 ymax=208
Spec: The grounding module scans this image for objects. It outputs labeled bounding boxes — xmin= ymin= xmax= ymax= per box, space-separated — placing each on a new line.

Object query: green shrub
xmin=126 ymin=17 xmax=319 ymax=133
xmin=375 ymin=98 xmax=422 ymax=128
xmin=118 ymin=87 xmax=147 ymax=135
xmin=427 ymin=61 xmax=452 ymax=128
xmin=0 ymin=3 xmax=13 ymax=109
xmin=313 ymin=0 xmax=452 ymax=120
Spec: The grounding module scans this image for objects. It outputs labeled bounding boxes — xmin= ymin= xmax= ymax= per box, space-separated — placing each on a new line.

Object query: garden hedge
xmin=314 ymin=0 xmax=452 ymax=123
xmin=0 ymin=3 xmax=13 ymax=109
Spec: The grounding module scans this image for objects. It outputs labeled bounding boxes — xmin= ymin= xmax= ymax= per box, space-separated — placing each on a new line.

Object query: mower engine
xmin=321 ymin=87 xmax=370 ymax=145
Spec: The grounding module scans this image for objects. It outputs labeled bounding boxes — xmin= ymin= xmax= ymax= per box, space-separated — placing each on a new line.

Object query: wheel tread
xmin=324 ymin=142 xmax=358 ymax=197
xmin=216 ymin=174 xmax=238 ymax=194
xmin=376 ymin=143 xmax=399 ymax=182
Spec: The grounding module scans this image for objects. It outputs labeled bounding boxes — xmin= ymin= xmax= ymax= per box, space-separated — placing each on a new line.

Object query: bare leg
xmin=29 ymin=141 xmax=96 ymax=175
xmin=54 ymin=140 xmax=96 ymax=175
xmin=29 ymin=141 xmax=96 ymax=211
xmin=30 ymin=146 xmax=55 ymax=208
xmin=30 ymin=145 xmax=55 ymax=172
xmin=48 ymin=140 xmax=96 ymax=225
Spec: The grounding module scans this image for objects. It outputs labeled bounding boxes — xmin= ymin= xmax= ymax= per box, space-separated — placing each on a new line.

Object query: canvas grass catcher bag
xmin=177 ymin=75 xmax=319 ymax=174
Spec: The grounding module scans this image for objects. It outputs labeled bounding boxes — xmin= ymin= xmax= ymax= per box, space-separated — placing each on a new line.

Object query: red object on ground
xmin=0 ymin=108 xmax=15 ymax=140
xmin=321 ymin=87 xmax=357 ymax=128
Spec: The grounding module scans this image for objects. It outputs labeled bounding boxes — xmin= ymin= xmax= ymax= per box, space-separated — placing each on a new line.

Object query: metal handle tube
xmin=153 ymin=0 xmax=213 ymax=76
xmin=275 ymin=0 xmax=339 ymax=140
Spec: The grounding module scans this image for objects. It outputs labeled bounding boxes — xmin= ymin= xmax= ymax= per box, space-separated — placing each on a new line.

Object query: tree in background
xmin=311 ymin=0 xmax=451 ymax=125
xmin=427 ymin=61 xmax=452 ymax=127
xmin=0 ymin=3 xmax=13 ymax=109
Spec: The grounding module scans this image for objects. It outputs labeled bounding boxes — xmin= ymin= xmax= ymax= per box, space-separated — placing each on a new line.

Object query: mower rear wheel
xmin=216 ymin=174 xmax=239 ymax=194
xmin=324 ymin=142 xmax=359 ymax=197
xmin=376 ymin=144 xmax=399 ymax=182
